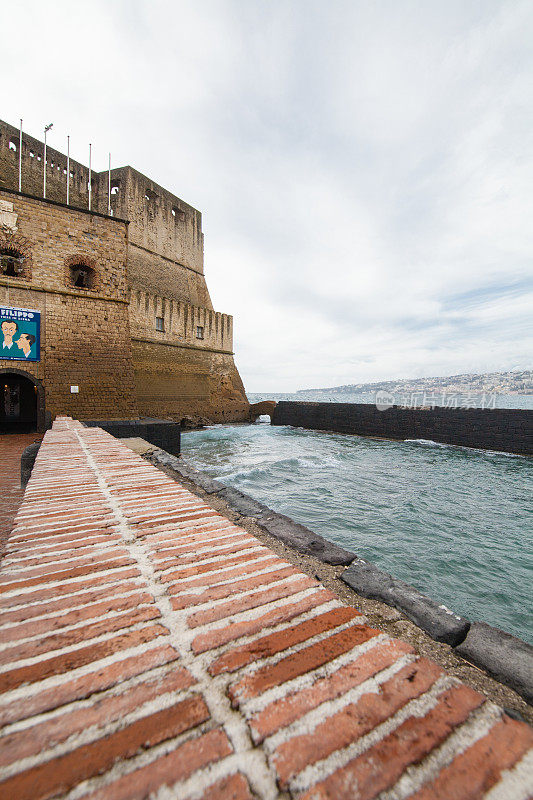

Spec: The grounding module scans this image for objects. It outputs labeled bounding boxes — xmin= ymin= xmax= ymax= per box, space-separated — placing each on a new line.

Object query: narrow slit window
xmin=196 ymin=326 xmax=204 ymax=340
xmin=155 ymin=316 xmax=164 ymax=332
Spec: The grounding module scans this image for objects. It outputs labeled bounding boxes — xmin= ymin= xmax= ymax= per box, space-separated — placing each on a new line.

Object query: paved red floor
xmin=1 ymin=418 xmax=531 ymax=800
xmin=0 ymin=433 xmax=42 ymax=555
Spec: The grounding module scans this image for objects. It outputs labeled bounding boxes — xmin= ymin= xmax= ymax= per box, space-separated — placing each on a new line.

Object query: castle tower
xmin=0 ymin=119 xmax=249 ymax=428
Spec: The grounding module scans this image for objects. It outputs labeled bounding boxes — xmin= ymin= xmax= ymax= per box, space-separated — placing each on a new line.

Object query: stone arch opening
xmin=248 ymin=400 xmax=277 ymax=423
xmin=0 ymin=369 xmax=45 ymax=432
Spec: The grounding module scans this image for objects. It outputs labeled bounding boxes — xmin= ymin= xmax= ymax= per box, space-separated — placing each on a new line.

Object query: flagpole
xmin=18 ymin=119 xmax=23 ymax=192
xmin=88 ymin=143 xmax=92 ymax=211
xmin=66 ymin=135 xmax=70 ymax=205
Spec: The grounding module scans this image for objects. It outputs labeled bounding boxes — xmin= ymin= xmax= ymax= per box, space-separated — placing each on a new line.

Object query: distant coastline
xmin=248 ymin=369 xmax=533 ymax=410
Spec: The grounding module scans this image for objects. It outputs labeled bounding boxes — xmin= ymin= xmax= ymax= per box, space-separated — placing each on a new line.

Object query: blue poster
xmin=0 ymin=306 xmax=41 ymax=362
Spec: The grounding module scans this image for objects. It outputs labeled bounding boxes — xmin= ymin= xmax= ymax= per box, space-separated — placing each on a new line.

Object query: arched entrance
xmin=0 ymin=370 xmax=44 ymax=433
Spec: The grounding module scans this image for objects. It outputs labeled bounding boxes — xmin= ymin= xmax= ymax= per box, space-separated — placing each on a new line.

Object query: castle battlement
xmin=0 ymin=119 xmax=248 ymax=428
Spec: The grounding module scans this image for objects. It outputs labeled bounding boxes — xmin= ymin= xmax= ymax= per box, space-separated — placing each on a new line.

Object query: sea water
xmin=181 ymin=421 xmax=533 ymax=644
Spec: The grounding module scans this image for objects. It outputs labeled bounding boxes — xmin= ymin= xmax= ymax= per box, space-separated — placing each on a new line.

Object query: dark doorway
xmin=0 ymin=373 xmax=38 ymax=432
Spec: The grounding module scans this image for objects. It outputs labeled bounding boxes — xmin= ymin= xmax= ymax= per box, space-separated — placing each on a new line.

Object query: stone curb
xmin=341 ymin=558 xmax=470 ymax=647
xmin=144 ymin=447 xmax=533 ymax=705
xmin=145 ymin=450 xmax=355 ymax=566
xmin=20 ymin=441 xmax=41 ymax=488
xmin=455 ymin=622 xmax=533 ymax=705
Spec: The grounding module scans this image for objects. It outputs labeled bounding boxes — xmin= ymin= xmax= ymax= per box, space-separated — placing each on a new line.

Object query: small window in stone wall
xmin=111 ymin=180 xmax=120 ymax=195
xmin=155 ymin=316 xmax=164 ymax=332
xmin=196 ymin=325 xmax=204 ymax=340
xmin=172 ymin=207 xmax=186 ymax=222
xmin=0 ymin=249 xmax=26 ymax=277
xmin=70 ymin=264 xmax=94 ymax=290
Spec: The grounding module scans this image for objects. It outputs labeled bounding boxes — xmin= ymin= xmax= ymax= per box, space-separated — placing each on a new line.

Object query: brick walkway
xmin=0 ymin=418 xmax=531 ymax=799
xmin=0 ymin=433 xmax=41 ymax=556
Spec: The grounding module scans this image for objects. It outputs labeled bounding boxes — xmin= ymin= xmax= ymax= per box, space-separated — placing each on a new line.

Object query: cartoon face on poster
xmin=0 ymin=306 xmax=41 ymax=362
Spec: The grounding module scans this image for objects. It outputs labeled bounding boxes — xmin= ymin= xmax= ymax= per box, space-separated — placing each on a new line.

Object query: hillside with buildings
xmin=299 ymin=370 xmax=532 ymax=397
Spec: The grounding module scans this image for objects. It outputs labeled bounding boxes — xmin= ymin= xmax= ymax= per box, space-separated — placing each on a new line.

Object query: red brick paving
xmin=0 ymin=433 xmax=41 ymax=556
xmin=0 ymin=418 xmax=531 ymax=800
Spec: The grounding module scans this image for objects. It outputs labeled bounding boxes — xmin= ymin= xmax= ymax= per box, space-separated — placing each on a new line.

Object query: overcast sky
xmin=4 ymin=0 xmax=532 ymax=391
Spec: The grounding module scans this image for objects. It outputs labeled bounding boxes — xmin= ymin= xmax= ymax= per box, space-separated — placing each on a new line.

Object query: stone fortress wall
xmin=0 ymin=119 xmax=249 ymax=425
xmin=0 ymin=189 xmax=137 ymax=421
xmin=271 ymin=401 xmax=533 ymax=456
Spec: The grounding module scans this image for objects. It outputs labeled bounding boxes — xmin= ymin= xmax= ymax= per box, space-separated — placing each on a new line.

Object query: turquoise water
xmin=182 ymin=421 xmax=533 ymax=643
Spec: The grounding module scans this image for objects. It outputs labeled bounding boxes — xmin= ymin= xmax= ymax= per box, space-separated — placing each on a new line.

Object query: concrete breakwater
xmin=271 ymin=401 xmax=533 ymax=455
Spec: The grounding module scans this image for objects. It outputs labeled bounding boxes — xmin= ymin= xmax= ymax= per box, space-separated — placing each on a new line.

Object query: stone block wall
xmin=132 ymin=340 xmax=248 ymax=423
xmin=129 ymin=288 xmax=247 ymax=422
xmin=271 ymin=401 xmax=533 ymax=455
xmin=0 ymin=120 xmax=249 ymax=425
xmin=0 ymin=189 xmax=137 ymax=421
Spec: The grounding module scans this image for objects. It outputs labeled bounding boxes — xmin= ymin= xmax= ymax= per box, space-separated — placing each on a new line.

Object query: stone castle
xmin=0 ymin=119 xmax=249 ymax=430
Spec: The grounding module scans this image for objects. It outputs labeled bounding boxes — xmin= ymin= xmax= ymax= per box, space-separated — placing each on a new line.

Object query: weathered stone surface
xmin=216 ymin=488 xmax=355 ymax=565
xmin=271 ymin=401 xmax=533 ymax=456
xmin=85 ymin=420 xmax=181 ymax=456
xmin=259 ymin=512 xmax=356 ymax=566
xmin=217 ymin=488 xmax=271 ymax=519
xmin=342 ymin=558 xmax=470 ymax=646
xmin=455 ymin=622 xmax=533 ymax=704
xmin=20 ymin=442 xmax=41 ymax=488
xmin=248 ymin=401 xmax=277 ymax=421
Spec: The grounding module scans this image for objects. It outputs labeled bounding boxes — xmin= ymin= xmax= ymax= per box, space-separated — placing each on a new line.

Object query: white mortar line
xmin=155 ymin=545 xmax=266 ymax=576
xmin=483 ymin=750 xmax=533 ymax=800
xmin=239 ymin=633 xmax=390 ymax=718
xmin=2 ymin=539 xmax=124 ymax=564
xmin=263 ymin=654 xmax=415 ymax=754
xmin=289 ymin=675 xmax=456 ymax=794
xmin=0 ymin=617 xmax=164 ymax=673
xmin=0 ymin=564 xmax=141 ymax=599
xmin=208 ymin=609 xmax=367 ymax=685
xmin=1 ymin=658 xmax=185 ymax=734
xmin=0 ymin=684 xmax=202 ymax=780
xmin=0 ymin=639 xmax=175 ymax=708
xmin=377 ymin=701 xmax=503 ymax=800
xmin=177 ymin=572 xmax=317 ymax=617
xmin=0 ymin=602 xmax=158 ymax=650
xmin=152 ymin=749 xmax=276 ymax=800
xmin=71 ymin=428 xmax=282 ymax=800
xmin=167 ymin=560 xmax=297 ymax=596
xmin=0 ymin=587 xmax=150 ymax=631
xmin=62 ymin=722 xmax=218 ymax=800
xmin=183 ymin=588 xmax=333 ymax=643
xmin=163 ymin=554 xmax=275 ymax=588
xmin=0 ymin=549 xmax=131 ymax=578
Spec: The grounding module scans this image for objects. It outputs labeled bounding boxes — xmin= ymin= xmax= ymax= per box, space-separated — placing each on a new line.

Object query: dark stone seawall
xmin=271 ymin=401 xmax=532 ymax=455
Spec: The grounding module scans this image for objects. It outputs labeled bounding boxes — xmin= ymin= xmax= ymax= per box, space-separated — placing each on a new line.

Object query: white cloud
xmin=3 ymin=0 xmax=532 ymax=391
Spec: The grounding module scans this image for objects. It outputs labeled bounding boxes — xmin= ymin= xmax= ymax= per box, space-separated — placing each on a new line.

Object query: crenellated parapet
xmin=129 ymin=289 xmax=233 ymax=354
